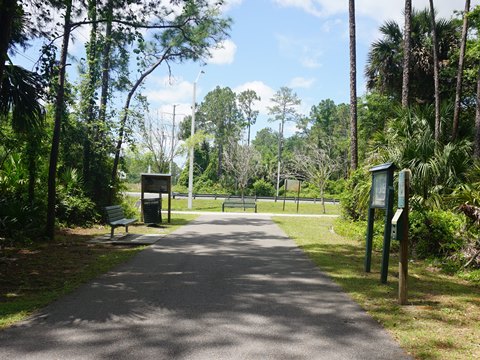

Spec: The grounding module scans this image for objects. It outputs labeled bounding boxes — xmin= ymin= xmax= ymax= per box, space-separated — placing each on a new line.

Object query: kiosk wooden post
xmin=398 ymin=169 xmax=410 ymax=305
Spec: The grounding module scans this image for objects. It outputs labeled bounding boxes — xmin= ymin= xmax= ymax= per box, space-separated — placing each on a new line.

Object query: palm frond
xmin=0 ymin=65 xmax=45 ymax=133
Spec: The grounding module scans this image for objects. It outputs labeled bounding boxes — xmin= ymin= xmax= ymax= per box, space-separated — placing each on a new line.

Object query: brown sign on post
xmin=285 ymin=179 xmax=301 ymax=192
xmin=283 ymin=179 xmax=302 ymax=213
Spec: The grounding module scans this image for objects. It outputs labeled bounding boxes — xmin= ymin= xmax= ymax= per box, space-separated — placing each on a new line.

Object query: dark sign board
xmin=141 ymin=174 xmax=171 ymax=193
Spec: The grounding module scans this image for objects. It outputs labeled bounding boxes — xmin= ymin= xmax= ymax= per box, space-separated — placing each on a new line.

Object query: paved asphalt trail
xmin=0 ymin=214 xmax=411 ymax=359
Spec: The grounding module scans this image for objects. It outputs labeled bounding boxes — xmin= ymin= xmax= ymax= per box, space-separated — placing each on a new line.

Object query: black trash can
xmin=142 ymin=198 xmax=162 ymax=224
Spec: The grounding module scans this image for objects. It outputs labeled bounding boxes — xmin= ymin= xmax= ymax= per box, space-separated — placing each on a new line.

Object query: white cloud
xmin=276 ymin=34 xmax=323 ymax=69
xmin=233 ymin=81 xmax=276 ymax=115
xmin=272 ymin=0 xmax=343 ymax=17
xmin=207 ymin=39 xmax=237 ymax=65
xmin=289 ymin=77 xmax=316 ymax=89
xmin=272 ymin=0 xmax=465 ymax=23
xmin=322 ymin=18 xmax=343 ymax=33
xmin=300 ymin=57 xmax=322 ymax=69
xmin=144 ymin=76 xmax=196 ymax=105
xmin=219 ymin=0 xmax=243 ymax=12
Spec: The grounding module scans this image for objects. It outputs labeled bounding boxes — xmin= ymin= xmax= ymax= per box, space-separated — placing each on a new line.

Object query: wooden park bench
xmin=105 ymin=205 xmax=136 ymax=238
xmin=222 ymin=197 xmax=257 ymax=213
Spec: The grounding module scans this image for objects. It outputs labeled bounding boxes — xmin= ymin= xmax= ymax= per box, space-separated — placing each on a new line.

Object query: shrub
xmin=252 ymin=179 xmax=275 ymax=197
xmin=57 ymin=192 xmax=98 ymax=227
xmin=0 ymin=195 xmax=44 ymax=246
xmin=334 ymin=216 xmax=398 ymax=252
xmin=340 ymin=168 xmax=371 ymax=221
xmin=56 ymin=168 xmax=99 ymax=227
xmin=409 ymin=210 xmax=465 ymax=259
xmin=326 ymin=178 xmax=346 ymax=195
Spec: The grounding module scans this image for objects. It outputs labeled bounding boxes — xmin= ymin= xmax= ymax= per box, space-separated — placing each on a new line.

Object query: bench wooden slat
xmin=105 ymin=205 xmax=136 ymax=238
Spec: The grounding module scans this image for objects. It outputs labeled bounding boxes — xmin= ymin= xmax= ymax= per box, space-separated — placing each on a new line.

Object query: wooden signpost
xmin=396 ymin=169 xmax=410 ymax=305
xmin=283 ymin=179 xmax=301 ymax=213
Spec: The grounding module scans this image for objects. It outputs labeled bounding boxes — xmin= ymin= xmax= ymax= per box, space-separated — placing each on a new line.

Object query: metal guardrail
xmin=171 ymin=192 xmax=340 ymax=204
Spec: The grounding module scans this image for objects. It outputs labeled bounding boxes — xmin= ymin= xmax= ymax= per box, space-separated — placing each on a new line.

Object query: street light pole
xmin=170 ymin=104 xmax=176 ymax=175
xmin=187 ymin=70 xmax=204 ymax=209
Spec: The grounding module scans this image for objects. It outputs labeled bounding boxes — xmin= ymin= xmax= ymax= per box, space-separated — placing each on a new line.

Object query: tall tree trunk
xmin=217 ymin=141 xmax=223 ymax=178
xmin=452 ymin=0 xmax=470 ymax=142
xmin=110 ymin=51 xmax=170 ymax=202
xmin=27 ymin=139 xmax=37 ymax=204
xmin=349 ymin=0 xmax=358 ymax=170
xmin=429 ymin=0 xmax=441 ymax=142
xmin=474 ymin=68 xmax=480 ymax=158
xmin=402 ymin=0 xmax=412 ymax=108
xmin=45 ymin=0 xmax=72 ymax=240
xmin=82 ymin=0 xmax=98 ymax=187
xmin=275 ymin=120 xmax=283 ymax=198
xmin=0 ymin=0 xmax=16 ymax=90
xmin=98 ymin=0 xmax=113 ymax=125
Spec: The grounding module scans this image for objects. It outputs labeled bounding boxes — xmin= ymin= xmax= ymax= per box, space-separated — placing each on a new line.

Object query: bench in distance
xmin=105 ymin=205 xmax=136 ymax=238
xmin=222 ymin=198 xmax=257 ymax=213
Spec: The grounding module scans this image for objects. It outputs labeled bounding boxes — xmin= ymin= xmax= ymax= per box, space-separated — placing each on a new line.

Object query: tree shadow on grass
xmin=298 ymin=241 xmax=480 ymax=326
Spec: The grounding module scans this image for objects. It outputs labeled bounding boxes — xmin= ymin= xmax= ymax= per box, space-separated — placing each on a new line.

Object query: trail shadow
xmin=0 ymin=215 xmax=410 ymax=359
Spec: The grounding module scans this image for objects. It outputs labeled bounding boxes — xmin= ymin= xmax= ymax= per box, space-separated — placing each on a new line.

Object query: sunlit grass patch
xmin=274 ymin=216 xmax=480 ymax=360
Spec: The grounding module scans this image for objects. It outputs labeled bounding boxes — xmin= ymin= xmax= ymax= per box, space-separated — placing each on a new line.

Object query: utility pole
xmin=276 ymin=122 xmax=282 ymax=201
xmin=188 ymin=70 xmax=204 ymax=209
xmin=170 ymin=104 xmax=176 ymax=175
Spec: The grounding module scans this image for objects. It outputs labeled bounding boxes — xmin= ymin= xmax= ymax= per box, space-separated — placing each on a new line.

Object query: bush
xmin=410 ymin=210 xmax=465 ymax=259
xmin=334 ymin=216 xmax=398 ymax=252
xmin=326 ymin=178 xmax=346 ymax=195
xmin=252 ymin=179 xmax=275 ymax=197
xmin=194 ymin=179 xmax=227 ymax=194
xmin=120 ymin=196 xmax=140 ymax=219
xmin=57 ymin=192 xmax=98 ymax=227
xmin=56 ymin=168 xmax=99 ymax=227
xmin=0 ymin=195 xmax=44 ymax=245
xmin=340 ymin=168 xmax=371 ymax=221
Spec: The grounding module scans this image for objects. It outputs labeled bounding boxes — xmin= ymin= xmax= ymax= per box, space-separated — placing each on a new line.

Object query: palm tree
xmin=0 ymin=0 xmax=15 ymax=88
xmin=349 ymin=0 xmax=358 ymax=170
xmin=402 ymin=0 xmax=412 ymax=107
xmin=429 ymin=0 xmax=441 ymax=141
xmin=452 ymin=0 xmax=471 ymax=142
xmin=0 ymin=65 xmax=44 ymax=132
xmin=475 ymin=69 xmax=480 ymax=159
xmin=366 ymin=8 xmax=459 ymax=105
xmin=0 ymin=64 xmax=45 ymax=202
xmin=372 ymin=107 xmax=471 ymax=207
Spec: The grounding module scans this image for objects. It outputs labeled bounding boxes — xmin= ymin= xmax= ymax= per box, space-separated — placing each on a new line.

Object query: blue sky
xmin=140 ymin=0 xmax=470 ymax=137
xmin=12 ymin=0 xmax=473 ymax=141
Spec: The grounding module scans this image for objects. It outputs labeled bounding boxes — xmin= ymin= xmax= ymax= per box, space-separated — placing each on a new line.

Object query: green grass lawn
xmin=0 ymin=214 xmax=198 ymax=329
xmin=169 ymin=197 xmax=341 ymax=215
xmin=273 ymin=216 xmax=480 ymax=360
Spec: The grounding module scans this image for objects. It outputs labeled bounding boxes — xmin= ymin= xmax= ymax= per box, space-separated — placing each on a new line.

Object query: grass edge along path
xmin=273 ymin=216 xmax=480 ymax=360
xmin=0 ymin=214 xmax=198 ymax=329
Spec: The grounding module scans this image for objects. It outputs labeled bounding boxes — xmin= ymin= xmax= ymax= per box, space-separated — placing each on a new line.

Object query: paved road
xmin=0 ymin=214 xmax=410 ymax=359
